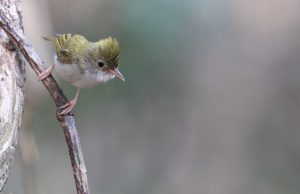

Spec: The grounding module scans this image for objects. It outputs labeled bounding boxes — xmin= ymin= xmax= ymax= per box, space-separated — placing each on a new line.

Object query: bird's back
xmin=44 ymin=34 xmax=88 ymax=64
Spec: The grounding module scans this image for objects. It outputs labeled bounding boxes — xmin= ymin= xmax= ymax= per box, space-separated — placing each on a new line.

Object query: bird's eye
xmin=98 ymin=61 xmax=105 ymax=68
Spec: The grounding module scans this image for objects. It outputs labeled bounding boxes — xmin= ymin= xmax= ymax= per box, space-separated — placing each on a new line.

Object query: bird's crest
xmin=98 ymin=37 xmax=120 ymax=67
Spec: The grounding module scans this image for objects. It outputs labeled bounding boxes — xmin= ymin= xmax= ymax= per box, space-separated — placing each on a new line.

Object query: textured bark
xmin=0 ymin=1 xmax=90 ymax=193
xmin=0 ymin=0 xmax=25 ymax=191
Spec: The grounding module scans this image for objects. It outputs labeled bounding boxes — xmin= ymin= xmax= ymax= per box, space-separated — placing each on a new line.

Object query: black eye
xmin=98 ymin=61 xmax=105 ymax=68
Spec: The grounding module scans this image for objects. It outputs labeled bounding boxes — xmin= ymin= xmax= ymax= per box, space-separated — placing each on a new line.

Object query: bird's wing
xmin=44 ymin=34 xmax=88 ymax=64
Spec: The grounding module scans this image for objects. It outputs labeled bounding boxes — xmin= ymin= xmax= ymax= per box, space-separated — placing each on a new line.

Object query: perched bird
xmin=39 ymin=33 xmax=125 ymax=115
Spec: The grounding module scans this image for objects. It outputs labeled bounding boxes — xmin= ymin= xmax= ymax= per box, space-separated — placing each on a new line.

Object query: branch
xmin=0 ymin=7 xmax=90 ymax=194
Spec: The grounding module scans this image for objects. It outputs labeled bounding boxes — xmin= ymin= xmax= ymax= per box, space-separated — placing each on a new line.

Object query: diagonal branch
xmin=0 ymin=9 xmax=90 ymax=194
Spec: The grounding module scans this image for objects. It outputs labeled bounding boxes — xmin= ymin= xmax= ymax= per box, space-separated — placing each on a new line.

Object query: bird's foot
xmin=58 ymin=100 xmax=76 ymax=115
xmin=38 ymin=64 xmax=55 ymax=80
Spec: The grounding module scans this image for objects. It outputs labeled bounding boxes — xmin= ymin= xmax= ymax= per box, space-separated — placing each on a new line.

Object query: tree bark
xmin=0 ymin=1 xmax=90 ymax=193
xmin=0 ymin=0 xmax=25 ymax=191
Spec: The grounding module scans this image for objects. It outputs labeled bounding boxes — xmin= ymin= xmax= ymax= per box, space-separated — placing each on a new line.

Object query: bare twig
xmin=0 ymin=8 xmax=90 ymax=194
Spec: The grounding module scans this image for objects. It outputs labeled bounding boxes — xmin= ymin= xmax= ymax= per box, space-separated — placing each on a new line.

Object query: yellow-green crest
xmin=98 ymin=37 xmax=120 ymax=68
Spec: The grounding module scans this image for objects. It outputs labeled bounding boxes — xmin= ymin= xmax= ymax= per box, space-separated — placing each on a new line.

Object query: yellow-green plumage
xmin=55 ymin=34 xmax=88 ymax=64
xmin=43 ymin=34 xmax=120 ymax=68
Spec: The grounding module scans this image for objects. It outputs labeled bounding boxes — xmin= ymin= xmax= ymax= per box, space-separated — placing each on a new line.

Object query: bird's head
xmin=88 ymin=37 xmax=125 ymax=81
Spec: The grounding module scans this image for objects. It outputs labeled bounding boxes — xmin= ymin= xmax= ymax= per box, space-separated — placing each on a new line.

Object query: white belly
xmin=54 ymin=56 xmax=115 ymax=88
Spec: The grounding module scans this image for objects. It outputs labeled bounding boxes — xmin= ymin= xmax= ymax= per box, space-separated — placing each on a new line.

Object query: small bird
xmin=39 ymin=33 xmax=125 ymax=115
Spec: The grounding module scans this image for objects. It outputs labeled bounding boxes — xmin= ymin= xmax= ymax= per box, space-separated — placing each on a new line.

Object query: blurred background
xmin=3 ymin=0 xmax=300 ymax=194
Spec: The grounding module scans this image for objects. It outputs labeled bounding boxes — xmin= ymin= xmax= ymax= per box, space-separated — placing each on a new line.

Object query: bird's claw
xmin=58 ymin=100 xmax=76 ymax=115
xmin=38 ymin=65 xmax=54 ymax=81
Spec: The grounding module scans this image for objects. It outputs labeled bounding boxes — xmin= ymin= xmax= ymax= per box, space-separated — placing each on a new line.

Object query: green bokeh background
xmin=4 ymin=0 xmax=300 ymax=194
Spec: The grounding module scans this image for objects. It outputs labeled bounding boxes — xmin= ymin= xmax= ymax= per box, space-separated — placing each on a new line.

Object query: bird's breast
xmin=54 ymin=56 xmax=99 ymax=88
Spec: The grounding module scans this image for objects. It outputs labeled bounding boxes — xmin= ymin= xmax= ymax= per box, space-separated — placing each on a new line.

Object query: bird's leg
xmin=38 ymin=64 xmax=55 ymax=80
xmin=58 ymin=88 xmax=80 ymax=115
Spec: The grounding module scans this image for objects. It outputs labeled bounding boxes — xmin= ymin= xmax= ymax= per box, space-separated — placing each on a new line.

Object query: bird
xmin=39 ymin=33 xmax=125 ymax=115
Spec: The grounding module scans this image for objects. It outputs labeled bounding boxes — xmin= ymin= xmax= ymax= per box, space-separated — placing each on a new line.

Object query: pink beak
xmin=109 ymin=68 xmax=125 ymax=81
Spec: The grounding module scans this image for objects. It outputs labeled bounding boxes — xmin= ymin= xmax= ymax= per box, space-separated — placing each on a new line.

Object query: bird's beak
xmin=109 ymin=68 xmax=125 ymax=81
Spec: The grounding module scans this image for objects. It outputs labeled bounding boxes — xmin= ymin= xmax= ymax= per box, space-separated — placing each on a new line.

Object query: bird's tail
xmin=41 ymin=36 xmax=56 ymax=42
xmin=41 ymin=33 xmax=63 ymax=42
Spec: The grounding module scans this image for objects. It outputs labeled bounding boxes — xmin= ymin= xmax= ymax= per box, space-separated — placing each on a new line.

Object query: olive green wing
xmin=44 ymin=34 xmax=88 ymax=64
